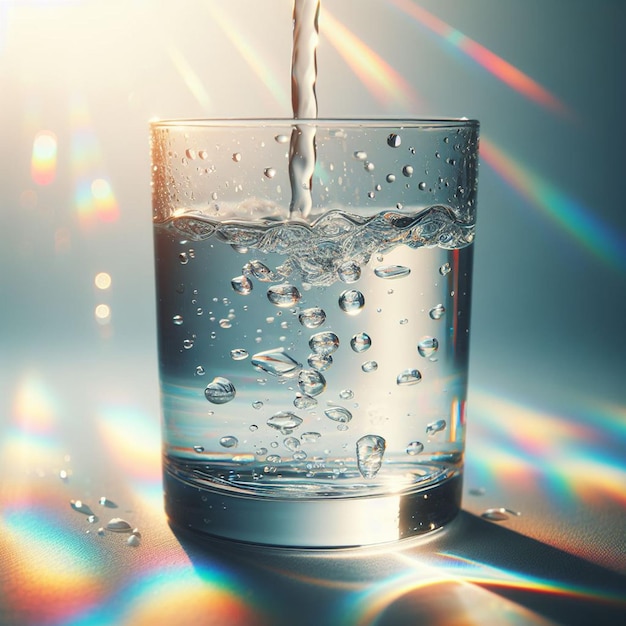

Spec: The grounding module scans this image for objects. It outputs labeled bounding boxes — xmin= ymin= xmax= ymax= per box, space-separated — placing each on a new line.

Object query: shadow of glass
xmin=170 ymin=510 xmax=626 ymax=626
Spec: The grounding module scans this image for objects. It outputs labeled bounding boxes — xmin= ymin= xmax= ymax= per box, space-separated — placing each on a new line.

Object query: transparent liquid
xmin=155 ymin=208 xmax=472 ymax=504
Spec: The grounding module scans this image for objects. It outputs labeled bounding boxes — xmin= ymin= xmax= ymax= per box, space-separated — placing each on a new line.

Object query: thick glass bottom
xmin=163 ymin=462 xmax=462 ymax=548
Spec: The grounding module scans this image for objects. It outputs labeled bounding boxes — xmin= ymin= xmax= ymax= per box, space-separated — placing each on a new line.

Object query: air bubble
xmin=243 ymin=260 xmax=276 ymax=282
xmin=339 ymin=289 xmax=365 ymax=315
xmin=309 ymin=331 xmax=339 ymax=355
xmin=298 ymin=307 xmax=326 ymax=328
xmin=337 ymin=261 xmax=361 ymax=283
xmin=374 ymin=265 xmax=411 ymax=280
xmin=267 ymin=284 xmax=301 ymax=307
xmin=356 ymin=435 xmax=386 ymax=478
xmin=231 ymin=275 xmax=253 ymax=295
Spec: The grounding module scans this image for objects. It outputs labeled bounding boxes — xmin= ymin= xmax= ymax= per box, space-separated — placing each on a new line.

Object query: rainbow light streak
xmin=167 ymin=44 xmax=213 ymax=111
xmin=433 ymin=552 xmax=626 ymax=607
xmin=31 ymin=130 xmax=57 ymax=185
xmin=321 ymin=8 xmax=419 ymax=111
xmin=1 ymin=505 xmax=106 ymax=625
xmin=65 ymin=563 xmax=264 ymax=626
xmin=480 ymin=137 xmax=626 ymax=269
xmin=469 ymin=388 xmax=626 ymax=508
xmin=69 ymin=93 xmax=119 ymax=226
xmin=205 ymin=2 xmax=290 ymax=112
xmin=387 ymin=0 xmax=571 ymax=118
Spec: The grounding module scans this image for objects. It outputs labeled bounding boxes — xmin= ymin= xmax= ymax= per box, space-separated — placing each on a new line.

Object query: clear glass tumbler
xmin=151 ymin=119 xmax=479 ymax=547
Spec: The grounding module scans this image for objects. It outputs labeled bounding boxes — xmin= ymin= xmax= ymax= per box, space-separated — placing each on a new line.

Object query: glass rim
xmin=150 ymin=117 xmax=479 ymax=130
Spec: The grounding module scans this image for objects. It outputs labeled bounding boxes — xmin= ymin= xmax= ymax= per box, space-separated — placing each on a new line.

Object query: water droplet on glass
xmin=374 ymin=265 xmax=411 ymax=280
xmin=354 ymin=150 xmax=367 ymax=161
xmin=324 ymin=407 xmax=352 ymax=423
xmin=350 ymin=332 xmax=372 ymax=353
xmin=402 ymin=165 xmax=414 ymax=177
xmin=284 ymin=436 xmax=300 ymax=451
xmin=309 ymin=331 xmax=339 ymax=355
xmin=386 ymin=173 xmax=396 ymax=183
xmin=297 ymin=369 xmax=326 ymax=396
xmin=337 ymin=261 xmax=361 ymax=283
xmin=356 ymin=435 xmax=386 ymax=478
xmin=232 ymin=152 xmax=242 ymax=162
xmin=266 ymin=411 xmax=303 ymax=434
xmin=196 ymin=365 xmax=206 ymax=376
xmin=172 ymin=315 xmax=183 ymax=325
xmin=406 ymin=441 xmax=424 ymax=455
xmin=219 ymin=436 xmax=238 ymax=448
xmin=266 ymin=454 xmax=282 ymax=464
xmin=204 ymin=377 xmax=236 ymax=404
xmin=339 ymin=389 xmax=354 ymax=400
xmin=70 ymin=500 xmax=94 ymax=515
xmin=439 ymin=262 xmax=451 ymax=276
xmin=193 ymin=445 xmax=205 ymax=453
xmin=267 ymin=284 xmax=301 ymax=307
xmin=230 ymin=348 xmax=249 ymax=361
xmin=294 ymin=393 xmax=317 ymax=409
xmin=429 ymin=304 xmax=446 ymax=320
xmin=106 ymin=517 xmax=133 ymax=533
xmin=252 ymin=400 xmax=264 ymax=410
xmin=396 ymin=369 xmax=422 ymax=386
xmin=298 ymin=307 xmax=326 ymax=328
xmin=426 ymin=419 xmax=447 ymax=435
xmin=361 ymin=360 xmax=378 ymax=373
xmin=275 ymin=134 xmax=290 ymax=144
xmin=251 ymin=348 xmax=301 ymax=378
xmin=183 ymin=338 xmax=194 ymax=349
xmin=293 ymin=450 xmax=308 ymax=461
xmin=339 ymin=289 xmax=365 ymax=315
xmin=387 ymin=133 xmax=401 ymax=148
xmin=418 ymin=181 xmax=427 ymax=191
xmin=231 ymin=275 xmax=253 ymax=295
xmin=264 ymin=167 xmax=276 ymax=179
xmin=418 ymin=337 xmax=439 ymax=357
xmin=364 ymin=161 xmax=375 ymax=172
xmin=301 ymin=432 xmax=321 ymax=443
xmin=307 ymin=353 xmax=333 ymax=371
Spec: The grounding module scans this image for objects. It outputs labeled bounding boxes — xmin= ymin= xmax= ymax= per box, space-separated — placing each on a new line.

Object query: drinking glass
xmin=151 ymin=118 xmax=479 ymax=547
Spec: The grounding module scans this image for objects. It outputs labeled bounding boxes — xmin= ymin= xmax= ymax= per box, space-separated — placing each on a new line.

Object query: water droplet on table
xmin=387 ymin=133 xmax=401 ymax=148
xmin=106 ymin=518 xmax=132 ymax=533
xmin=70 ymin=500 xmax=94 ymax=515
xmin=99 ymin=497 xmax=117 ymax=508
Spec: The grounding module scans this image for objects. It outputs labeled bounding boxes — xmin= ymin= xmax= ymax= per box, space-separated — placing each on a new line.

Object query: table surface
xmin=1 ymin=355 xmax=625 ymax=626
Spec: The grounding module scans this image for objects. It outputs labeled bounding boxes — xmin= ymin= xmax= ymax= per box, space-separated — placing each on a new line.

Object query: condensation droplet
xmin=251 ymin=348 xmax=301 ymax=378
xmin=429 ymin=304 xmax=446 ymax=320
xmin=275 ymin=134 xmax=290 ymax=144
xmin=439 ymin=262 xmax=451 ymax=276
xmin=301 ymin=432 xmax=321 ymax=443
xmin=193 ymin=445 xmax=205 ymax=453
xmin=172 ymin=315 xmax=183 ymax=325
xmin=417 ymin=335 xmax=438 ymax=358
xmin=339 ymin=289 xmax=365 ymax=315
xmin=361 ymin=360 xmax=378 ymax=373
xmin=232 ymin=152 xmax=242 ymax=162
xmin=219 ymin=436 xmax=238 ymax=448
xmin=294 ymin=393 xmax=317 ymax=409
xmin=204 ymin=377 xmax=236 ymax=404
xmin=396 ymin=369 xmax=422 ymax=386
xmin=353 ymin=150 xmax=367 ymax=161
xmin=387 ymin=133 xmax=401 ymax=148
xmin=339 ymin=389 xmax=354 ymax=400
xmin=283 ymin=436 xmax=300 ymax=452
xmin=374 ymin=265 xmax=411 ymax=280
xmin=266 ymin=411 xmax=303 ymax=434
xmin=426 ymin=419 xmax=447 ymax=435
xmin=481 ymin=508 xmax=521 ymax=522
xmin=70 ymin=500 xmax=94 ymax=515
xmin=350 ymin=332 xmax=372 ymax=353
xmin=230 ymin=348 xmax=249 ymax=361
xmin=179 ymin=252 xmax=189 ymax=264
xmin=264 ymin=167 xmax=276 ymax=179
xmin=324 ymin=407 xmax=352 ymax=423
xmin=406 ymin=441 xmax=424 ymax=455
xmin=243 ymin=260 xmax=276 ymax=282
xmin=252 ymin=401 xmax=264 ymax=410
xmin=402 ymin=165 xmax=414 ymax=177
xmin=307 ymin=353 xmax=333 ymax=371
xmin=386 ymin=173 xmax=396 ymax=183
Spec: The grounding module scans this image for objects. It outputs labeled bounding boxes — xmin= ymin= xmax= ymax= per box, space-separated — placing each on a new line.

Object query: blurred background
xmin=1 ymin=1 xmax=625 ymax=623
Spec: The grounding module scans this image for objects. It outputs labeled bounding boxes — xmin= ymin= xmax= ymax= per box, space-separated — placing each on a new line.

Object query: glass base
xmin=163 ymin=466 xmax=462 ymax=548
